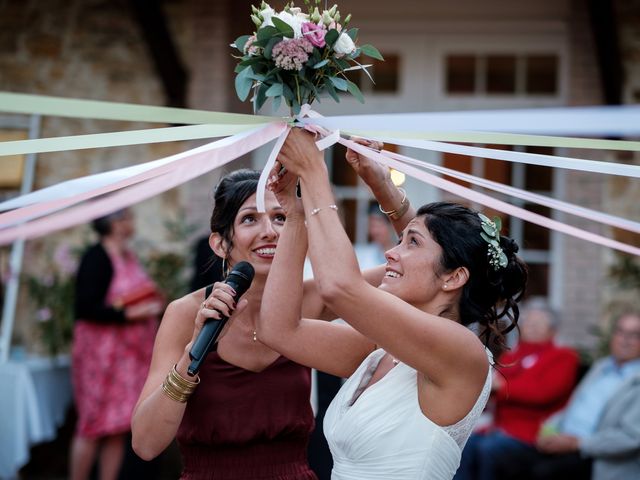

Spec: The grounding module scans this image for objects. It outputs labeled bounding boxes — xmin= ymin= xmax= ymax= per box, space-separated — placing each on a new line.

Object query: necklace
xmin=252 ymin=329 xmax=257 ymax=342
xmin=392 ymin=358 xmax=399 ymax=366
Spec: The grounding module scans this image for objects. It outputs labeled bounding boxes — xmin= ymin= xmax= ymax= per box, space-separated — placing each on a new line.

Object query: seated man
xmin=454 ymin=297 xmax=579 ymax=480
xmin=499 ymin=310 xmax=640 ymax=480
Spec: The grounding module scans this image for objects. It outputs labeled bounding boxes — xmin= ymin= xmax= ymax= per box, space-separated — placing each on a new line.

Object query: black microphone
xmin=187 ymin=261 xmax=255 ymax=376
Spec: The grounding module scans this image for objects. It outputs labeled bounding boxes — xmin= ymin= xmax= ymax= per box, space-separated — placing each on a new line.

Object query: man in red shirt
xmin=454 ymin=297 xmax=579 ymax=480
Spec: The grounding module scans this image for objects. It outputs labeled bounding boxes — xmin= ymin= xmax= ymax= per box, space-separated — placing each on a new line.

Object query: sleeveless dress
xmin=324 ymin=349 xmax=492 ymax=480
xmin=177 ymin=350 xmax=318 ymax=480
xmin=72 ymin=249 xmax=158 ymax=438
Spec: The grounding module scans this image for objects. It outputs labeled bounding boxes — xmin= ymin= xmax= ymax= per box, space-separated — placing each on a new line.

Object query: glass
xmin=525 ymin=55 xmax=558 ymax=94
xmin=446 ymin=55 xmax=476 ymax=93
xmin=487 ymin=55 xmax=516 ymax=94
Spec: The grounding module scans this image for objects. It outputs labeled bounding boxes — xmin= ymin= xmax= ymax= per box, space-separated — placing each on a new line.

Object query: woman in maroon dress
xmin=133 ymin=170 xmax=374 ymax=479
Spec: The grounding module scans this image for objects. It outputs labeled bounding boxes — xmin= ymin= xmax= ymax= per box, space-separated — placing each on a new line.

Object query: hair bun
xmin=501 ymin=236 xmax=519 ymax=256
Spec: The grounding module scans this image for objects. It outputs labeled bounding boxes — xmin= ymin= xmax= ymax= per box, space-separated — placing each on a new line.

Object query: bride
xmin=244 ymin=129 xmax=526 ymax=479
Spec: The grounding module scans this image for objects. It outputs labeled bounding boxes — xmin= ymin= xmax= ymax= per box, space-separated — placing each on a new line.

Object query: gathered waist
xmin=179 ymin=438 xmax=316 ymax=480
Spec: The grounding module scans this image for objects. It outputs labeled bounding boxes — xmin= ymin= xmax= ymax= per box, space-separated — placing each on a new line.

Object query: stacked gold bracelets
xmin=162 ymin=364 xmax=200 ymax=403
xmin=379 ymin=187 xmax=410 ymax=221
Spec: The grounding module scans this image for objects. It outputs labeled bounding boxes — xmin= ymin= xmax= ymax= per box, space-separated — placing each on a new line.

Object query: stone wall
xmin=0 ymin=0 xmax=197 ymax=348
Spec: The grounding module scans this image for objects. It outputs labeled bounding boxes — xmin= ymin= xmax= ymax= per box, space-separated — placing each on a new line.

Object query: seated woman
xmin=251 ymin=129 xmax=528 ymax=479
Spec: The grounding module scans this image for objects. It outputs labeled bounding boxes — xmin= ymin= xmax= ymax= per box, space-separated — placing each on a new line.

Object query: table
xmin=0 ymin=354 xmax=72 ymax=479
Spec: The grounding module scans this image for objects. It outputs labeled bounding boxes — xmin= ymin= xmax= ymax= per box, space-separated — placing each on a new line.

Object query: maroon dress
xmin=177 ymin=350 xmax=317 ymax=480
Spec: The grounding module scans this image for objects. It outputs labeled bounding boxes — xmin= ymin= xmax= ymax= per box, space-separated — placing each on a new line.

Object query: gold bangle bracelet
xmin=379 ymin=188 xmax=409 ymax=221
xmin=161 ymin=364 xmax=200 ymax=403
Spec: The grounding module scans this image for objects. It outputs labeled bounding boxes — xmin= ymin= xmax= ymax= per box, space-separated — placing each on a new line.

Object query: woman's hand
xmin=345 ymin=138 xmax=390 ymax=192
xmin=277 ymin=128 xmax=325 ymax=178
xmin=190 ymin=282 xmax=248 ymax=344
xmin=268 ymin=161 xmax=304 ymax=220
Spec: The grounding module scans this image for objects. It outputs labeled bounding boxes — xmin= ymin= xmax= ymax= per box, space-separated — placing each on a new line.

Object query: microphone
xmin=187 ymin=261 xmax=255 ymax=376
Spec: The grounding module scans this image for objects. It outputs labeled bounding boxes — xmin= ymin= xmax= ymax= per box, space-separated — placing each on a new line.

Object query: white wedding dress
xmin=324 ymin=348 xmax=492 ymax=480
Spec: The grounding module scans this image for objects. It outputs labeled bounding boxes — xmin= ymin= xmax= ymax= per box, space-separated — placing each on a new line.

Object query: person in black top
xmin=71 ymin=210 xmax=163 ymax=480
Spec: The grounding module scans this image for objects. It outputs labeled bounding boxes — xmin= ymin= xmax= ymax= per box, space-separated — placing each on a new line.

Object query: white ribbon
xmin=256 ymin=126 xmax=291 ymax=212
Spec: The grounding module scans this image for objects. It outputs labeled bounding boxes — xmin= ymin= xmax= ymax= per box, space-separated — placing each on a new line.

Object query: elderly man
xmin=454 ymin=297 xmax=579 ymax=480
xmin=501 ymin=310 xmax=640 ymax=480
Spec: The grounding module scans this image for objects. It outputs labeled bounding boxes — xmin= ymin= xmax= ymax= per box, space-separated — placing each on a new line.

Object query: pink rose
xmin=302 ymin=22 xmax=326 ymax=48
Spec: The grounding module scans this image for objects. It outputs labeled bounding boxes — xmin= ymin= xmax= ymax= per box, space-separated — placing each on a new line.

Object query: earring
xmin=221 ymin=257 xmax=230 ymax=277
xmin=443 ymin=283 xmax=448 ymax=289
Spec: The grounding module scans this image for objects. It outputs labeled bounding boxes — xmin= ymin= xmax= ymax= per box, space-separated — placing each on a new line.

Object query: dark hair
xmin=209 ymin=169 xmax=261 ymax=256
xmin=416 ymin=202 xmax=528 ymax=357
xmin=91 ymin=210 xmax=128 ymax=237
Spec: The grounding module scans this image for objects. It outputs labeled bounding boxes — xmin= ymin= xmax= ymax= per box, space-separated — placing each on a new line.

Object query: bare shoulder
xmin=156 ymin=289 xmax=204 ymax=345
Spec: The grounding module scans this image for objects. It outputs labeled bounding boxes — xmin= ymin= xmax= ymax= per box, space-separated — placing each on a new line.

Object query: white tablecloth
xmin=0 ymin=355 xmax=72 ymax=479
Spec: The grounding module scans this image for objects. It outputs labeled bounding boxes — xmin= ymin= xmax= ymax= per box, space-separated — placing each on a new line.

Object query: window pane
xmin=372 ymin=54 xmax=399 ymax=93
xmin=442 ymin=152 xmax=472 ymax=187
xmin=523 ymin=204 xmax=551 ymax=250
xmin=525 ymin=55 xmax=558 ymax=94
xmin=487 ymin=55 xmax=516 ymax=94
xmin=446 ymin=55 xmax=475 ymax=93
xmin=525 ymin=263 xmax=549 ymax=297
xmin=524 ymin=146 xmax=554 ymax=191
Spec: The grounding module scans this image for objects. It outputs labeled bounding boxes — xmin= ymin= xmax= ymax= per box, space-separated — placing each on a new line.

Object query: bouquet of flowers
xmin=233 ymin=1 xmax=383 ymax=114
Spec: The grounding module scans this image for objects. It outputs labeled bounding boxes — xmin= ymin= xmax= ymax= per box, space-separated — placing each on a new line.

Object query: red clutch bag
xmin=116 ymin=283 xmax=160 ymax=307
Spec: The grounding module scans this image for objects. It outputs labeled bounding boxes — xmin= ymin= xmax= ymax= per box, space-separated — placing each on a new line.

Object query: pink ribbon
xmin=339 ymin=138 xmax=640 ymax=257
xmin=0 ymin=123 xmax=287 ymax=244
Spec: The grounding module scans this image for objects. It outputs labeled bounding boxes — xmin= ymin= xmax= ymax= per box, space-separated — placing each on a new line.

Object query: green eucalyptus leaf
xmin=257 ymin=26 xmax=279 ymax=42
xmin=346 ymin=28 xmax=359 ymax=41
xmin=272 ymin=17 xmax=295 ymax=38
xmin=480 ymin=232 xmax=493 ymax=244
xmin=493 ymin=216 xmax=502 ymax=231
xmin=313 ymin=59 xmax=330 ymax=69
xmin=329 ymin=76 xmax=348 ymax=91
xmin=235 ymin=66 xmax=254 ymax=102
xmin=498 ymin=252 xmax=509 ymax=268
xmin=325 ymin=29 xmax=339 ymax=46
xmin=256 ymin=83 xmax=269 ymax=111
xmin=325 ymin=82 xmax=340 ymax=103
xmin=481 ymin=223 xmax=495 ymax=236
xmin=233 ymin=35 xmax=252 ymax=53
xmin=265 ymin=83 xmax=283 ymax=97
xmin=239 ymin=57 xmax=265 ymax=67
xmin=346 ymin=80 xmax=365 ymax=103
xmin=264 ymin=37 xmax=281 ymax=59
xmin=282 ymin=83 xmax=294 ymax=101
xmin=360 ymin=44 xmax=384 ymax=61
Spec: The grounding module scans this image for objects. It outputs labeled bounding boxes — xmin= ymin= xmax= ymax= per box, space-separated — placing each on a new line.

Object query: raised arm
xmin=258 ymin=164 xmax=376 ymax=378
xmin=345 ymin=138 xmax=415 ymax=235
xmin=277 ymin=130 xmax=487 ymax=390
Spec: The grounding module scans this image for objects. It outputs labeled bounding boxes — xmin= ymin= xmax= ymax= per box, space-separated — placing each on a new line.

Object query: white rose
xmin=273 ymin=11 xmax=304 ymax=38
xmin=259 ymin=7 xmax=275 ymax=28
xmin=333 ymin=32 xmax=356 ymax=56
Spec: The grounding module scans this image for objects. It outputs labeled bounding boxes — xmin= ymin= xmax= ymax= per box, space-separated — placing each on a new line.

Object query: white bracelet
xmin=310 ymin=204 xmax=338 ymax=216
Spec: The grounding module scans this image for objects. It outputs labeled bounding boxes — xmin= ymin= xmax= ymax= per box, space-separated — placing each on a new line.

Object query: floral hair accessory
xmin=478 ymin=213 xmax=508 ymax=270
xmin=232 ymin=1 xmax=383 ymax=114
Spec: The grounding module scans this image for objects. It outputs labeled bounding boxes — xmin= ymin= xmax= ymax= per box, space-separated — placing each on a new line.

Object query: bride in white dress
xmin=253 ymin=130 xmax=527 ymax=479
